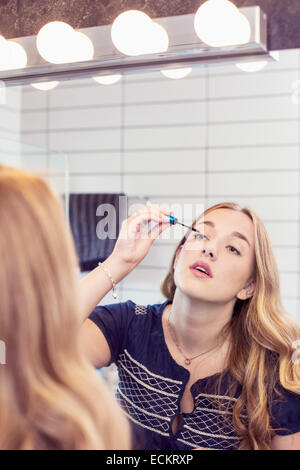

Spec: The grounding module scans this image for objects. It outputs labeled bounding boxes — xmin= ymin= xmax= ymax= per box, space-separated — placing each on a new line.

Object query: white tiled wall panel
xmin=208 ymin=171 xmax=299 ymax=196
xmin=280 ymin=273 xmax=298 ymax=298
xmin=124 ymin=77 xmax=206 ymax=103
xmin=22 ymin=90 xmax=48 ymax=109
xmin=206 ymin=196 xmax=299 ymax=222
xmin=209 ymin=96 xmax=298 ymax=122
xmin=0 ymin=108 xmax=22 ymax=133
xmin=0 ymin=86 xmax=22 ymax=165
xmin=49 ymin=129 xmax=121 ymax=151
xmin=67 ymin=153 xmax=121 ymax=173
xmin=274 ymin=247 xmax=300 ymax=272
xmin=49 ymin=83 xmax=123 ymax=107
xmin=122 ymin=266 xmax=166 ymax=290
xmin=209 ymin=121 xmax=299 ymax=147
xmin=124 ymin=149 xmax=206 ymax=173
xmin=124 ymin=173 xmax=206 ymax=197
xmin=0 ymin=154 xmax=21 ymax=166
xmin=208 ymin=146 xmax=299 ymax=171
xmin=20 ymin=50 xmax=300 ymax=321
xmin=21 ymin=111 xmax=47 ymax=132
xmin=20 ymin=132 xmax=47 ymax=148
xmin=264 ymin=222 xmax=299 ymax=249
xmin=209 ymin=71 xmax=298 ymax=98
xmin=68 ymin=174 xmax=122 ymax=193
xmin=49 ymin=107 xmax=122 ymax=130
xmin=125 ymin=101 xmax=207 ymax=126
xmin=20 ymin=154 xmax=48 ymax=172
xmin=282 ymin=300 xmax=299 ymax=322
xmin=124 ymin=125 xmax=207 ymax=150
xmin=123 ymin=149 xmax=206 ymax=173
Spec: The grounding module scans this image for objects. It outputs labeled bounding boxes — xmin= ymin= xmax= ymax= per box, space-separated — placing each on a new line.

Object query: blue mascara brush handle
xmin=164 ymin=213 xmax=199 ymax=233
xmin=165 ymin=214 xmax=178 ymax=225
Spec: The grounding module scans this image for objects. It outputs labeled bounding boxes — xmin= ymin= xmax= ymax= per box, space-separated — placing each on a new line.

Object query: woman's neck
xmin=167 ymin=289 xmax=235 ymax=357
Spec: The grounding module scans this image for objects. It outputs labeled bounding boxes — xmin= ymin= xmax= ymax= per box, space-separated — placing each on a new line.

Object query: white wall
xmin=0 ymin=84 xmax=22 ymax=166
xmin=20 ymin=49 xmax=300 ymax=322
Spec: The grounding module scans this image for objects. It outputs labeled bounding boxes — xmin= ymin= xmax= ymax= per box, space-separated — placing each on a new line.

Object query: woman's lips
xmin=189 ymin=267 xmax=212 ymax=279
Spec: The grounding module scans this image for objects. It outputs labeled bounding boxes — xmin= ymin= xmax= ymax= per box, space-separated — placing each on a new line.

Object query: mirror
xmin=1 ymin=47 xmax=299 ymax=322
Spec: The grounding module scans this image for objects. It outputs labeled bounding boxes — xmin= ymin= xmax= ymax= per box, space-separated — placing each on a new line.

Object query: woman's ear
xmin=236 ymin=280 xmax=255 ymax=300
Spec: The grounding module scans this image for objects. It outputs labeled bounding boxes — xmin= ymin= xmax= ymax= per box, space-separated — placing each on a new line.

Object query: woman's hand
xmin=111 ymin=204 xmax=173 ymax=268
xmin=79 ymin=204 xmax=173 ymax=323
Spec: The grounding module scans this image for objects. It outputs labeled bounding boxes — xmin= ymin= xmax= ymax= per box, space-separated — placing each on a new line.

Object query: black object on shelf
xmin=69 ymin=193 xmax=126 ymax=271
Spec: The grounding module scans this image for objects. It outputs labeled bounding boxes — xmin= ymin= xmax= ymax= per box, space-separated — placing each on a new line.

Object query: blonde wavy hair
xmin=161 ymin=202 xmax=300 ymax=450
xmin=0 ymin=165 xmax=130 ymax=450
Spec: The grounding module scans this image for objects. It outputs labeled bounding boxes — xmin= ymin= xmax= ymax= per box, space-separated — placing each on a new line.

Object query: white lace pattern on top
xmin=177 ymin=393 xmax=246 ymax=449
xmin=117 ymin=349 xmax=182 ymax=437
xmin=135 ymin=304 xmax=148 ymax=315
xmin=116 ymin=349 xmax=247 ymax=449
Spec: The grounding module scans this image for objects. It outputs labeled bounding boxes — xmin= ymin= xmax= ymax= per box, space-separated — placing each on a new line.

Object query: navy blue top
xmin=89 ymin=299 xmax=300 ymax=450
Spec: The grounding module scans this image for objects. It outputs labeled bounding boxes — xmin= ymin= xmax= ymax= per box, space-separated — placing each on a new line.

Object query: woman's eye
xmin=194 ymin=233 xmax=206 ymax=240
xmin=193 ymin=233 xmax=240 ymax=256
xmin=228 ymin=246 xmax=240 ymax=256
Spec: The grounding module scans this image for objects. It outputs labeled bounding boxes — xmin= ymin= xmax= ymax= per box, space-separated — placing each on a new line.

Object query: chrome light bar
xmin=0 ymin=6 xmax=274 ymax=86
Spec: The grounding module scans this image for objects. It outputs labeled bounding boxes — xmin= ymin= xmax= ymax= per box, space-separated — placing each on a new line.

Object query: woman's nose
xmin=201 ymin=247 xmax=215 ymax=259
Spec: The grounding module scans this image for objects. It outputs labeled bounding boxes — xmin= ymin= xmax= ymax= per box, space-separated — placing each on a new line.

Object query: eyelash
xmin=193 ymin=233 xmax=241 ymax=256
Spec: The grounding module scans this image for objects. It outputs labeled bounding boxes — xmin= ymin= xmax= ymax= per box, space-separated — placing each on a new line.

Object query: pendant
xmin=184 ymin=358 xmax=191 ymax=365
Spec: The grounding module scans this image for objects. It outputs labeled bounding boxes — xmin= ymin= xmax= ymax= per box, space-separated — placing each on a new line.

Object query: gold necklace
xmin=167 ymin=308 xmax=221 ymax=366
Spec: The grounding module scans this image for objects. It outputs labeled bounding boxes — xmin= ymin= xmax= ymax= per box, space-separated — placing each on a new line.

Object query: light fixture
xmin=235 ymin=60 xmax=268 ymax=72
xmin=194 ymin=0 xmax=251 ymax=47
xmin=73 ymin=31 xmax=94 ymax=62
xmin=0 ymin=41 xmax=27 ymax=70
xmin=92 ymin=74 xmax=122 ymax=85
xmin=0 ymin=8 xmax=274 ymax=86
xmin=0 ymin=35 xmax=10 ymax=67
xmin=31 ymin=81 xmax=59 ymax=90
xmin=36 ymin=21 xmax=77 ymax=64
xmin=111 ymin=10 xmax=169 ymax=56
xmin=160 ymin=67 xmax=192 ymax=79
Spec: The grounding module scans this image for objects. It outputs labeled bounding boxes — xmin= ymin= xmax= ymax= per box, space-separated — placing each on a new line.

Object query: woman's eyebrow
xmin=196 ymin=220 xmax=251 ymax=247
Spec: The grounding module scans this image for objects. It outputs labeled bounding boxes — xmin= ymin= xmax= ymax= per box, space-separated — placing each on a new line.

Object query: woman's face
xmin=173 ymin=209 xmax=256 ymax=303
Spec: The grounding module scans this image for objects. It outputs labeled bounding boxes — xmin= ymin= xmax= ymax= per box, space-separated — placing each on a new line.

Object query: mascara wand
xmin=164 ymin=214 xmax=201 ymax=233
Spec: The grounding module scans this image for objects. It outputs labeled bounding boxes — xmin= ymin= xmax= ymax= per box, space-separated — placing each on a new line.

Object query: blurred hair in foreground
xmin=0 ymin=164 xmax=130 ymax=450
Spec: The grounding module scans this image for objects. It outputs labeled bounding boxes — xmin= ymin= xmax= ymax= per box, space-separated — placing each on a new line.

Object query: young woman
xmin=0 ymin=165 xmax=130 ymax=450
xmin=80 ymin=202 xmax=300 ymax=450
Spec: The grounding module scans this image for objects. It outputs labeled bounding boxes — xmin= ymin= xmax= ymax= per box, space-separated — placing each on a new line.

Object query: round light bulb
xmin=73 ymin=31 xmax=94 ymax=62
xmin=194 ymin=0 xmax=251 ymax=47
xmin=31 ymin=81 xmax=59 ymax=91
xmin=148 ymin=22 xmax=169 ymax=55
xmin=161 ymin=67 xmax=192 ymax=79
xmin=111 ymin=11 xmax=152 ymax=56
xmin=36 ymin=21 xmax=77 ymax=64
xmin=236 ymin=61 xmax=268 ymax=73
xmin=92 ymin=74 xmax=122 ymax=85
xmin=0 ymin=41 xmax=27 ymax=70
xmin=0 ymin=35 xmax=10 ymax=67
xmin=111 ymin=10 xmax=168 ymax=56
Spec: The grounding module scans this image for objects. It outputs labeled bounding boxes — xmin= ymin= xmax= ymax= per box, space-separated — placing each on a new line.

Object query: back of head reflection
xmin=0 ymin=164 xmax=130 ymax=450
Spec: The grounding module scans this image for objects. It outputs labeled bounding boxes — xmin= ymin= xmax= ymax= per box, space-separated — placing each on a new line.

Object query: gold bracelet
xmin=98 ymin=262 xmax=117 ymax=299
